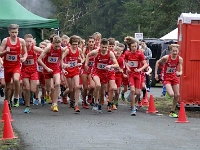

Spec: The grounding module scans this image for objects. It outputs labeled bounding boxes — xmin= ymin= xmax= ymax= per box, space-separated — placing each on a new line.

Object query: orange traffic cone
xmin=1 ymin=100 xmax=14 ymax=122
xmin=146 ymin=95 xmax=158 ymax=113
xmin=1 ymin=113 xmax=17 ymax=140
xmin=142 ymin=91 xmax=149 ymax=107
xmin=176 ymin=102 xmax=189 ymax=123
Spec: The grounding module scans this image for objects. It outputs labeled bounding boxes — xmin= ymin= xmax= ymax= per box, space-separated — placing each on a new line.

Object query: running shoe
xmin=112 ymin=104 xmax=117 ymax=110
xmin=19 ymin=97 xmax=24 ymax=105
xmin=33 ymin=99 xmax=39 ymax=105
xmin=53 ymin=105 xmax=58 ymax=112
xmin=131 ymin=109 xmax=136 ymax=116
xmin=62 ymin=97 xmax=68 ymax=104
xmin=98 ymin=104 xmax=102 ymax=113
xmin=107 ymin=102 xmax=112 ymax=112
xmin=169 ymin=111 xmax=178 ymax=118
xmin=82 ymin=101 xmax=89 ymax=109
xmin=121 ymin=93 xmax=125 ymax=101
xmin=74 ymin=105 xmax=80 ymax=113
xmin=92 ymin=103 xmax=98 ymax=112
xmin=87 ymin=95 xmax=92 ymax=104
xmin=24 ymin=107 xmax=30 ymax=113
xmin=41 ymin=98 xmax=45 ymax=106
xmin=13 ymin=98 xmax=19 ymax=107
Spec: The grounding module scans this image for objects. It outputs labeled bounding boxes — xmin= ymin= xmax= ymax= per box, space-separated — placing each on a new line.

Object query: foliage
xmin=50 ymin=0 xmax=200 ymax=41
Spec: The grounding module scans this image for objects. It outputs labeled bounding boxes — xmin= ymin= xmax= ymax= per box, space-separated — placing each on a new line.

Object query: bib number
xmin=97 ymin=63 xmax=106 ymax=69
xmin=6 ymin=54 xmax=17 ymax=61
xmin=166 ymin=67 xmax=176 ymax=73
xmin=68 ymin=61 xmax=77 ymax=68
xmin=88 ymin=61 xmax=94 ymax=67
xmin=128 ymin=61 xmax=138 ymax=67
xmin=24 ymin=59 xmax=34 ymax=65
xmin=37 ymin=65 xmax=43 ymax=72
xmin=48 ymin=57 xmax=58 ymax=63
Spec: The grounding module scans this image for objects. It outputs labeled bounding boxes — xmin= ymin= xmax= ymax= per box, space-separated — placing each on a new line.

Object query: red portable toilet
xmin=178 ymin=13 xmax=200 ymax=105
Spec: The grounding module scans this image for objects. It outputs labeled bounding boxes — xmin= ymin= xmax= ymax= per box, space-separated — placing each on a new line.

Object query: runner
xmin=85 ymin=38 xmax=119 ymax=113
xmin=38 ymin=35 xmax=62 ymax=112
xmin=21 ymin=34 xmax=43 ymax=113
xmin=81 ymin=36 xmax=95 ymax=108
xmin=92 ymin=32 xmax=101 ymax=49
xmin=124 ymin=37 xmax=148 ymax=116
xmin=61 ymin=35 xmax=84 ymax=113
xmin=155 ymin=44 xmax=183 ymax=118
xmin=0 ymin=24 xmax=27 ymax=110
xmin=113 ymin=46 xmax=124 ymax=110
xmin=34 ymin=41 xmax=47 ymax=106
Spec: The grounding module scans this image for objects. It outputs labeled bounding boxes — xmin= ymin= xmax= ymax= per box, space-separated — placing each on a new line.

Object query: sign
xmin=135 ymin=33 xmax=143 ymax=40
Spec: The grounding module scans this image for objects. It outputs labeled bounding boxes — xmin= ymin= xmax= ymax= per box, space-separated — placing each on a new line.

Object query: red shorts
xmin=92 ymin=71 xmax=108 ymax=84
xmin=4 ymin=67 xmax=21 ymax=83
xmin=122 ymin=77 xmax=129 ymax=86
xmin=108 ymin=70 xmax=115 ymax=81
xmin=43 ymin=69 xmax=60 ymax=79
xmin=65 ymin=67 xmax=79 ymax=78
xmin=38 ymin=72 xmax=45 ymax=85
xmin=115 ymin=74 xmax=122 ymax=87
xmin=128 ymin=73 xmax=141 ymax=89
xmin=163 ymin=76 xmax=179 ymax=86
xmin=22 ymin=71 xmax=39 ymax=80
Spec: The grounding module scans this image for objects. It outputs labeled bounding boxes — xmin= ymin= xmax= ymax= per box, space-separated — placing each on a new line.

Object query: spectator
xmin=141 ymin=40 xmax=152 ymax=92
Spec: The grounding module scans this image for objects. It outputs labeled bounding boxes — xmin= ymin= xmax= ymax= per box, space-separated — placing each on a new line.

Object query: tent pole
xmin=41 ymin=29 xmax=44 ymax=40
xmin=57 ymin=28 xmax=60 ymax=36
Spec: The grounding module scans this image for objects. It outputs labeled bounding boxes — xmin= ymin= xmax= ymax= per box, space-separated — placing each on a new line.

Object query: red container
xmin=178 ymin=13 xmax=200 ymax=105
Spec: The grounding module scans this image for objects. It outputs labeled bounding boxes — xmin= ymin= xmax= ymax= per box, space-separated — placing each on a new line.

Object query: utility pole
xmin=138 ymin=24 xmax=141 ymax=33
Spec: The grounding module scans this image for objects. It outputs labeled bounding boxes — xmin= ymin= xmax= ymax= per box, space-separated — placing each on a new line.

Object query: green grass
xmin=0 ymin=110 xmax=21 ymax=150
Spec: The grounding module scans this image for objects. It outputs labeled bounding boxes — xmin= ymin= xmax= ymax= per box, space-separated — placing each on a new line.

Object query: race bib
xmin=97 ymin=63 xmax=106 ymax=70
xmin=37 ymin=65 xmax=43 ymax=72
xmin=24 ymin=59 xmax=34 ymax=65
xmin=68 ymin=61 xmax=77 ymax=68
xmin=128 ymin=61 xmax=138 ymax=67
xmin=166 ymin=67 xmax=176 ymax=73
xmin=48 ymin=56 xmax=58 ymax=63
xmin=88 ymin=61 xmax=94 ymax=67
xmin=6 ymin=54 xmax=17 ymax=61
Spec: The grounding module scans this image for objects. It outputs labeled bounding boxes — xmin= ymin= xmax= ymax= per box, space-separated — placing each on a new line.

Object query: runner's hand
xmin=20 ymin=57 xmax=26 ymax=63
xmin=105 ymin=65 xmax=112 ymax=70
xmin=77 ymin=63 xmax=82 ymax=67
xmin=6 ymin=47 xmax=10 ymax=52
xmin=46 ymin=67 xmax=53 ymax=73
xmin=155 ymin=73 xmax=159 ymax=81
xmin=176 ymin=71 xmax=181 ymax=77
xmin=63 ymin=63 xmax=69 ymax=69
xmin=84 ymin=64 xmax=89 ymax=71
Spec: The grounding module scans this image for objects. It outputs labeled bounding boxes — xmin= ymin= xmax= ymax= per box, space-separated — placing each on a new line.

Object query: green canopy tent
xmin=0 ymin=0 xmax=59 ymax=44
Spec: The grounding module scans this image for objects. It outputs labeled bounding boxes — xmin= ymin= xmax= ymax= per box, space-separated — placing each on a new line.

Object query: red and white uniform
xmin=115 ymin=56 xmax=124 ymax=87
xmin=64 ymin=47 xmax=80 ymax=78
xmin=163 ymin=55 xmax=179 ymax=85
xmin=43 ymin=44 xmax=61 ymax=79
xmin=3 ymin=37 xmax=21 ymax=83
xmin=92 ymin=50 xmax=110 ymax=84
xmin=82 ymin=48 xmax=95 ymax=75
xmin=125 ymin=50 xmax=145 ymax=89
xmin=21 ymin=45 xmax=38 ymax=80
xmin=107 ymin=49 xmax=115 ymax=81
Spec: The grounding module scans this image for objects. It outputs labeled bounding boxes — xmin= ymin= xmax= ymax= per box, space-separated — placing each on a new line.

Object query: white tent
xmin=160 ymin=28 xmax=178 ymax=40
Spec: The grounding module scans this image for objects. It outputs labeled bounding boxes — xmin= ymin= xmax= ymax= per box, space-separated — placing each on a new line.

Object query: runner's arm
xmin=177 ymin=57 xmax=183 ymax=76
xmin=155 ymin=55 xmax=168 ymax=78
xmin=34 ymin=46 xmax=43 ymax=53
xmin=109 ymin=51 xmax=119 ymax=68
xmin=0 ymin=39 xmax=9 ymax=57
xmin=38 ymin=46 xmax=51 ymax=70
xmin=20 ymin=39 xmax=27 ymax=62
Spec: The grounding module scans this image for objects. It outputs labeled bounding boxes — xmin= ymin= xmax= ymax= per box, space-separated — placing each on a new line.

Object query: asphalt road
xmin=1 ymin=87 xmax=200 ymax=150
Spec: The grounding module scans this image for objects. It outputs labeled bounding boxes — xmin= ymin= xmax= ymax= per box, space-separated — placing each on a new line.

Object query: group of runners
xmin=0 ymin=24 xmax=183 ymax=117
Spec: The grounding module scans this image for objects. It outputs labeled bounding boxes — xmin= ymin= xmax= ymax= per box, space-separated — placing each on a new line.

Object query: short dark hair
xmin=8 ymin=24 xmax=19 ymax=31
xmin=141 ymin=40 xmax=146 ymax=43
xmin=100 ymin=38 xmax=108 ymax=45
